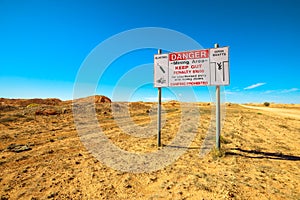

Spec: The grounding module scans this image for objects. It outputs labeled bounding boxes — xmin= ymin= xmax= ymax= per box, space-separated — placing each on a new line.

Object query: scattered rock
xmin=94 ymin=95 xmax=111 ymax=103
xmin=149 ymin=176 xmax=158 ymax=182
xmin=35 ymin=109 xmax=58 ymax=116
xmin=6 ymin=144 xmax=32 ymax=153
xmin=47 ymin=150 xmax=54 ymax=154
xmin=15 ymin=155 xmax=30 ymax=162
xmin=227 ymin=191 xmax=235 ymax=198
xmin=124 ymin=184 xmax=132 ymax=189
xmin=0 ymin=134 xmax=12 ymax=141
xmin=47 ymin=192 xmax=58 ymax=198
xmin=61 ymin=107 xmax=68 ymax=114
xmin=0 ymin=104 xmax=17 ymax=112
xmin=0 ymin=195 xmax=9 ymax=200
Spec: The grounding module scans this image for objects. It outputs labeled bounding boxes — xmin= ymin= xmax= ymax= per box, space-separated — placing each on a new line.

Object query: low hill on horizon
xmin=0 ymin=95 xmax=112 ymax=107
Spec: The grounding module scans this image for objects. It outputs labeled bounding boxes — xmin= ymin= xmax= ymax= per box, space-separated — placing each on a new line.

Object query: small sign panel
xmin=154 ymin=54 xmax=169 ymax=87
xmin=210 ymin=47 xmax=229 ymax=85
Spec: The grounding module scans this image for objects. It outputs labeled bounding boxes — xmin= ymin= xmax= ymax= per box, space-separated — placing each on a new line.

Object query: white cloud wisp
xmin=244 ymin=83 xmax=266 ymax=90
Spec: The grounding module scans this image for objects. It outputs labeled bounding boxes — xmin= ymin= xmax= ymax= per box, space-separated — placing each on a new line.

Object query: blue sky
xmin=0 ymin=0 xmax=299 ymax=103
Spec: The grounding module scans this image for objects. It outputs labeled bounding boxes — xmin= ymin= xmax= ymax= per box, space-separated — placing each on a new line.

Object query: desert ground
xmin=0 ymin=96 xmax=299 ymax=200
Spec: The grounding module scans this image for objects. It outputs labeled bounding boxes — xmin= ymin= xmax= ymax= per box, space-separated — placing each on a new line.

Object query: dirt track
xmin=240 ymin=105 xmax=300 ymax=120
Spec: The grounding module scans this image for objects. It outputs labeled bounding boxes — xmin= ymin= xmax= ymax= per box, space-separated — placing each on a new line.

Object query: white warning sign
xmin=168 ymin=50 xmax=210 ymax=87
xmin=154 ymin=54 xmax=169 ymax=87
xmin=209 ymin=47 xmax=229 ymax=85
xmin=154 ymin=47 xmax=229 ymax=87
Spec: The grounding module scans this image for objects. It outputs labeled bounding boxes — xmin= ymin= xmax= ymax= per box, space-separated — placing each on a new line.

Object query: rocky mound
xmin=72 ymin=95 xmax=111 ymax=104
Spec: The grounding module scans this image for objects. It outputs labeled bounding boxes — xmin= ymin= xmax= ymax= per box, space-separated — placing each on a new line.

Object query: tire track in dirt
xmin=240 ymin=105 xmax=300 ymax=120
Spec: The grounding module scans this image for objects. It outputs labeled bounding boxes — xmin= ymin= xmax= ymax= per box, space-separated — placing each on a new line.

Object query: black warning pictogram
xmin=157 ymin=63 xmax=165 ymax=73
xmin=214 ymin=62 xmax=226 ymax=82
xmin=217 ymin=62 xmax=222 ymax=70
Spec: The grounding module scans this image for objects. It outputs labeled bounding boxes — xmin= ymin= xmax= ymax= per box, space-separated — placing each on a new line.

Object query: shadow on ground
xmin=226 ymin=148 xmax=300 ymax=161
